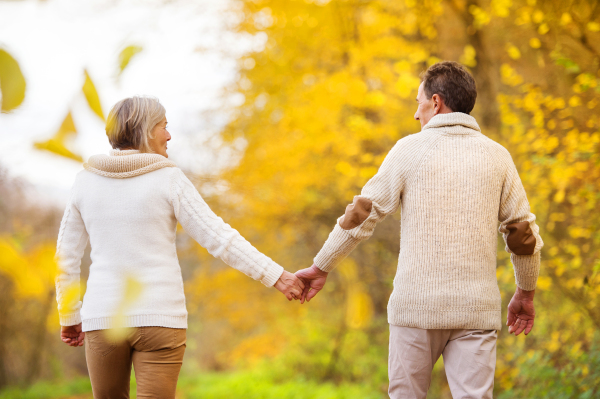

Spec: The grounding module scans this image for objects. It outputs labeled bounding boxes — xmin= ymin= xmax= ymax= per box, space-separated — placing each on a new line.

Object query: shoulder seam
xmin=403 ymin=133 xmax=448 ymax=189
xmin=472 ymin=136 xmax=507 ymax=185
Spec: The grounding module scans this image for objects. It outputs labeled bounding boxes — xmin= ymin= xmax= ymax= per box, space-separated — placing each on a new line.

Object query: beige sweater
xmin=314 ymin=113 xmax=543 ymax=331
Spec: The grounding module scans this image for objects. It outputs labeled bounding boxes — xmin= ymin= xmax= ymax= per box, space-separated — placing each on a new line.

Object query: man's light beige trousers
xmin=388 ymin=325 xmax=497 ymax=399
xmin=85 ymin=327 xmax=186 ymax=399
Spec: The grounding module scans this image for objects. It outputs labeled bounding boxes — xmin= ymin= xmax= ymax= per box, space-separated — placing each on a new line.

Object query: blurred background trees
xmin=1 ymin=0 xmax=599 ymax=397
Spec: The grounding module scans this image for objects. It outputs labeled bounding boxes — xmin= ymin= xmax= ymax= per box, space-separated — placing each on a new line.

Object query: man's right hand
xmin=507 ymin=287 xmax=535 ymax=336
xmin=295 ymin=264 xmax=329 ymax=304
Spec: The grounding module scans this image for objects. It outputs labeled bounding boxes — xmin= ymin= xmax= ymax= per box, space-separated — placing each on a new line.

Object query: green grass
xmin=0 ymin=371 xmax=384 ymax=399
xmin=0 ymin=378 xmax=93 ymax=399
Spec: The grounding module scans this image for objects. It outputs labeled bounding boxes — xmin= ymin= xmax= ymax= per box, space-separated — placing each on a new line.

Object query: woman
xmin=56 ymin=96 xmax=304 ymax=398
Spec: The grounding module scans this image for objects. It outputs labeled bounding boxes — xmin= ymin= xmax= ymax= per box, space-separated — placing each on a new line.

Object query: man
xmin=295 ymin=61 xmax=542 ymax=399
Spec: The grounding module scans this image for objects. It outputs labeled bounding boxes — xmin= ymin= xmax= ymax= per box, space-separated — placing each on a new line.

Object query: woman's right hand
xmin=61 ymin=323 xmax=85 ymax=347
xmin=274 ymin=271 xmax=305 ymax=301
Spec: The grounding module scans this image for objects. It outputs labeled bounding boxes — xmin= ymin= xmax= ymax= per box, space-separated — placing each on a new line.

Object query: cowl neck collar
xmin=422 ymin=112 xmax=481 ymax=134
xmin=83 ymin=149 xmax=176 ymax=179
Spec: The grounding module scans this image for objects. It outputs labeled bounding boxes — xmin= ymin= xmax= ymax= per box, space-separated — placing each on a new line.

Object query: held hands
xmin=507 ymin=287 xmax=535 ymax=336
xmin=274 ymin=270 xmax=305 ymax=301
xmin=295 ymin=264 xmax=328 ymax=304
xmin=61 ymin=323 xmax=85 ymax=347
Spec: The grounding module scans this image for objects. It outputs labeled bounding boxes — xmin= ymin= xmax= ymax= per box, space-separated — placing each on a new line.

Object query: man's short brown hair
xmin=420 ymin=61 xmax=477 ymax=114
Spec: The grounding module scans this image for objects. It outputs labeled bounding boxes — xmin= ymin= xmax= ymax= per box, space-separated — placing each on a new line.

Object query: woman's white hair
xmin=106 ymin=96 xmax=165 ymax=153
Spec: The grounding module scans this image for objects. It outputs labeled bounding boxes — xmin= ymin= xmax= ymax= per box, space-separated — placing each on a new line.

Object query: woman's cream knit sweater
xmin=314 ymin=113 xmax=543 ymax=331
xmin=55 ymin=150 xmax=284 ymax=332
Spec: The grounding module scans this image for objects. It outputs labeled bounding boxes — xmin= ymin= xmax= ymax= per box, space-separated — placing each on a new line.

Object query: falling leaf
xmin=0 ymin=49 xmax=26 ymax=113
xmin=118 ymin=45 xmax=143 ymax=76
xmin=34 ymin=111 xmax=83 ymax=162
xmin=82 ymin=69 xmax=105 ymax=121
xmin=104 ymin=275 xmax=145 ymax=342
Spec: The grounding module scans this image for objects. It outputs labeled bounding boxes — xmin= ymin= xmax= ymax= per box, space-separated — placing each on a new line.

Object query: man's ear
xmin=432 ymin=93 xmax=443 ymax=115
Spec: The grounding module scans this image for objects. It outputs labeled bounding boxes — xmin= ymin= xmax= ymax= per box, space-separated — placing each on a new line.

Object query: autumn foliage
xmin=1 ymin=0 xmax=599 ymax=397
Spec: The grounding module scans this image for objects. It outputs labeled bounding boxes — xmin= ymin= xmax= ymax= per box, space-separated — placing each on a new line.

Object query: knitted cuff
xmin=59 ymin=312 xmax=82 ymax=326
xmin=513 ymin=251 xmax=541 ymax=291
xmin=261 ymin=262 xmax=284 ymax=287
xmin=314 ymin=224 xmax=362 ymax=273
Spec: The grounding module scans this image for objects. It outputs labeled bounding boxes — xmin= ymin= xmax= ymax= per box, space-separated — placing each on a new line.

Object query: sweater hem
xmin=59 ymin=312 xmax=82 ymax=326
xmin=388 ymin=308 xmax=502 ymax=331
xmin=82 ymin=314 xmax=187 ymax=332
xmin=261 ymin=263 xmax=284 ymax=287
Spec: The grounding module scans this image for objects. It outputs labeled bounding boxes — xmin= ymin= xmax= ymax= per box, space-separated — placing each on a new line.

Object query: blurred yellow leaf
xmin=587 ymin=22 xmax=600 ymax=32
xmin=60 ymin=283 xmax=80 ymax=315
xmin=0 ymin=239 xmax=56 ymax=299
xmin=34 ymin=111 xmax=83 ymax=162
xmin=536 ymin=275 xmax=552 ymax=290
xmin=0 ymin=49 xmax=26 ymax=113
xmin=529 ymin=38 xmax=541 ymax=48
xmin=104 ymin=275 xmax=144 ymax=342
xmin=82 ymin=69 xmax=105 ymax=121
xmin=122 ymin=275 xmax=144 ymax=304
xmin=560 ymin=12 xmax=572 ymax=25
xmin=118 ymin=45 xmax=143 ymax=76
xmin=459 ymin=45 xmax=477 ymax=67
xmin=500 ymin=64 xmax=523 ymax=86
xmin=395 ymin=73 xmax=420 ymax=98
xmin=346 ymin=288 xmax=373 ymax=329
xmin=506 ymin=44 xmax=521 ymax=60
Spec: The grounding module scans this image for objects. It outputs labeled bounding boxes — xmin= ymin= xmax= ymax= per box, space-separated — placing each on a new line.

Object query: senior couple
xmin=56 ymin=61 xmax=542 ymax=399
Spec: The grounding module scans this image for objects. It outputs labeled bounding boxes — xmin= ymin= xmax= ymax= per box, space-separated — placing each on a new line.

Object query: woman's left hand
xmin=274 ymin=271 xmax=305 ymax=301
xmin=61 ymin=323 xmax=85 ymax=347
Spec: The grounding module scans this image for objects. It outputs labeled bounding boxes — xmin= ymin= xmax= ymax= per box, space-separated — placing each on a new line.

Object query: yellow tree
xmin=199 ymin=0 xmax=600 ymax=393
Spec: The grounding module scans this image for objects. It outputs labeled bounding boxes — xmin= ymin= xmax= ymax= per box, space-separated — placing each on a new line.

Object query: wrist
xmin=311 ymin=263 xmax=328 ymax=276
xmin=515 ymin=286 xmax=535 ymax=300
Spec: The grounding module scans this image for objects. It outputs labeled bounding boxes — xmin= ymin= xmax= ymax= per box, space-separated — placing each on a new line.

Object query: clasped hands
xmin=278 ymin=266 xmax=537 ymax=338
xmin=274 ymin=264 xmax=328 ymax=303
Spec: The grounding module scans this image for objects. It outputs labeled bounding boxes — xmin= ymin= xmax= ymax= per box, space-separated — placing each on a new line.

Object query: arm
xmin=55 ymin=187 xmax=88 ymax=346
xmin=298 ymin=141 xmax=409 ymax=302
xmin=498 ymin=154 xmax=543 ymax=335
xmin=498 ymin=155 xmax=543 ymax=290
xmin=170 ymin=169 xmax=302 ymax=299
xmin=313 ymin=141 xmax=407 ymax=273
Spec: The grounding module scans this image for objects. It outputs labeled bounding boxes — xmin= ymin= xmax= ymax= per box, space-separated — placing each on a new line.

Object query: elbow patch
xmin=339 ymin=197 xmax=373 ymax=230
xmin=507 ymin=221 xmax=536 ymax=255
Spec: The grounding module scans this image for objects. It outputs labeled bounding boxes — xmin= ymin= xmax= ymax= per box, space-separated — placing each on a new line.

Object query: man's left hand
xmin=507 ymin=287 xmax=535 ymax=336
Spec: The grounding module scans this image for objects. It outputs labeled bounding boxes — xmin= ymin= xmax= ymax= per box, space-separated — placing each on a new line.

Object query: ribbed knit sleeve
xmin=55 ymin=182 xmax=89 ymax=326
xmin=170 ymin=169 xmax=284 ymax=287
xmin=498 ymin=153 xmax=544 ymax=291
xmin=315 ymin=138 xmax=414 ymax=272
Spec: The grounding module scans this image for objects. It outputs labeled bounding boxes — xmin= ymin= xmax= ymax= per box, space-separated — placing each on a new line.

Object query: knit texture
xmin=314 ymin=113 xmax=543 ymax=331
xmin=83 ymin=149 xmax=177 ymax=178
xmin=56 ymin=150 xmax=284 ymax=331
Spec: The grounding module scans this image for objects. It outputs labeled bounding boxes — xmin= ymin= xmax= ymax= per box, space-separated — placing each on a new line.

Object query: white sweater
xmin=55 ymin=150 xmax=284 ymax=332
xmin=314 ymin=113 xmax=543 ymax=331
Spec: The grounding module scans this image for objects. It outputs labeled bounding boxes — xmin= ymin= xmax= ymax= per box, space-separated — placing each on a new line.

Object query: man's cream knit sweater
xmin=314 ymin=113 xmax=543 ymax=331
xmin=55 ymin=150 xmax=284 ymax=332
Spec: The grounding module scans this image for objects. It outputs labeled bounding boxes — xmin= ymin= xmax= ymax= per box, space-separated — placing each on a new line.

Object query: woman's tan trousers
xmin=85 ymin=327 xmax=186 ymax=399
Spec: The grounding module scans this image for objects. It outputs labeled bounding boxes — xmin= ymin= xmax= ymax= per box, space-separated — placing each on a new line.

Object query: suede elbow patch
xmin=506 ymin=221 xmax=536 ymax=255
xmin=339 ymin=197 xmax=373 ymax=230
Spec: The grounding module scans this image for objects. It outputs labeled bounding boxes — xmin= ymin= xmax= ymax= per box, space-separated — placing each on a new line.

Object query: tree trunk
xmin=446 ymin=0 xmax=501 ymax=132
